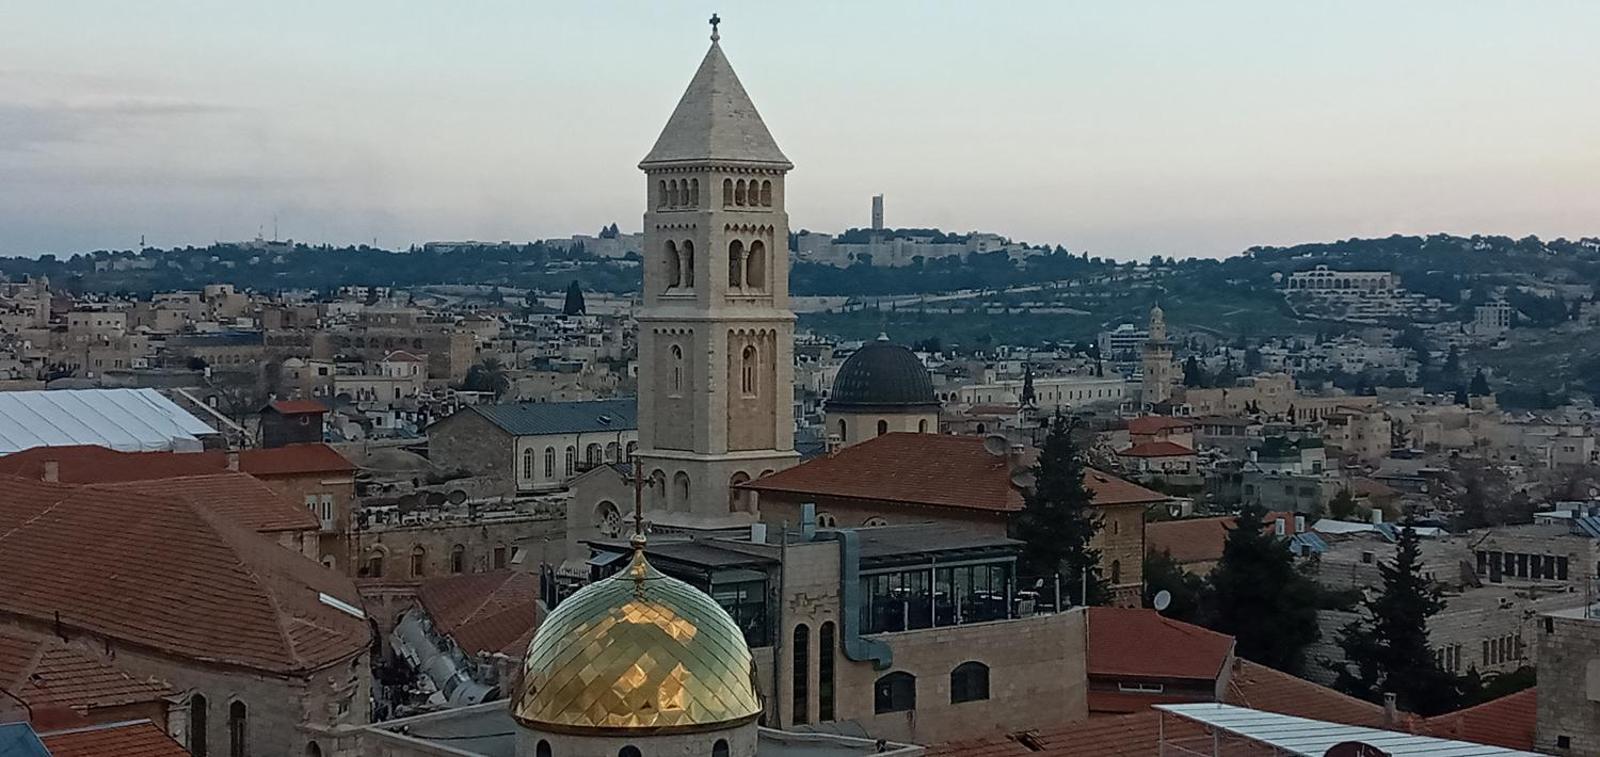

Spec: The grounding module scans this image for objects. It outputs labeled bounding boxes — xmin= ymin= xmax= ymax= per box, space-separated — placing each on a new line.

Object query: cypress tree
xmin=1011 ymin=413 xmax=1109 ymax=606
xmin=1208 ymin=502 xmax=1320 ymax=673
xmin=563 ymin=280 xmax=586 ymax=316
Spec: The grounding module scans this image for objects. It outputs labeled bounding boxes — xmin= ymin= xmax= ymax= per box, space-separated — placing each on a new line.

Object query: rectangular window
xmin=1117 ymin=682 xmax=1165 ymax=693
xmin=1558 ymin=556 xmax=1570 ymax=581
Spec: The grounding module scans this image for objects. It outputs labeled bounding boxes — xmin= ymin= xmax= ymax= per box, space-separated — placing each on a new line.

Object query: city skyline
xmin=5 ymin=1 xmax=1599 ymax=259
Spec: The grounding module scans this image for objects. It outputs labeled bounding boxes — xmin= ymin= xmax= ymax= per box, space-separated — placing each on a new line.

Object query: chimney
xmin=42 ymin=460 xmax=59 ymax=483
xmin=1371 ymin=508 xmax=1383 ymax=525
xmin=800 ymin=503 xmax=817 ymax=540
xmin=1382 ymin=692 xmax=1398 ymax=727
xmin=1274 ymin=518 xmax=1286 ymax=536
xmin=226 ymin=451 xmax=240 ymax=471
xmin=1295 ymin=515 xmax=1307 ymax=533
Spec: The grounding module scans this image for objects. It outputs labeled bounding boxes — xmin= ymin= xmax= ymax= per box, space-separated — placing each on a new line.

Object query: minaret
xmin=636 ymin=17 xmax=798 ymax=523
xmin=1141 ymin=304 xmax=1174 ymax=406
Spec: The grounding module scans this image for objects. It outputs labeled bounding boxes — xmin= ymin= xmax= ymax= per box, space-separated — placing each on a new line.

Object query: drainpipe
xmin=814 ymin=528 xmax=893 ymax=670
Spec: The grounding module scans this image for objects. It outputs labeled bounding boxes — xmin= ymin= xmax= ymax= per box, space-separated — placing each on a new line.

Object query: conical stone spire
xmin=640 ymin=34 xmax=790 ymax=168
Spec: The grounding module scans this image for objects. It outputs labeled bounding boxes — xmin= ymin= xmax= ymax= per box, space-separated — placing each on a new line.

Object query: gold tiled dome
xmin=511 ymin=550 xmax=762 ymax=733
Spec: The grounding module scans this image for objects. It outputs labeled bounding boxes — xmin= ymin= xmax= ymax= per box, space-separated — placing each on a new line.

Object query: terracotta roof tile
xmin=39 ymin=720 xmax=188 ymax=757
xmin=0 ymin=443 xmax=353 ymax=482
xmin=742 ymin=433 xmax=1164 ymax=512
xmin=1088 ymin=607 xmax=1233 ymax=681
xmin=1421 ymin=687 xmax=1536 ymax=751
xmin=0 ymin=476 xmax=367 ymax=674
xmin=1147 ymin=516 xmax=1236 ymax=566
xmin=416 ymin=570 xmax=541 ymax=658
xmin=1223 ymin=658 xmax=1391 ymax=728
xmin=103 ymin=473 xmax=319 ymax=533
xmin=1117 ymin=440 xmax=1195 ymax=458
xmin=0 ymin=630 xmax=172 ymax=712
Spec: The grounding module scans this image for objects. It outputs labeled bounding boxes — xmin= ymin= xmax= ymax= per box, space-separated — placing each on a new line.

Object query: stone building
xmin=261 ymin=398 xmax=328 ymax=447
xmin=1536 ymin=606 xmax=1600 ymax=754
xmin=1140 ymin=304 xmax=1175 ymax=406
xmin=0 ymin=477 xmax=371 ymax=757
xmin=427 ymin=398 xmax=638 ymax=496
xmin=824 ymin=336 xmax=941 ymax=447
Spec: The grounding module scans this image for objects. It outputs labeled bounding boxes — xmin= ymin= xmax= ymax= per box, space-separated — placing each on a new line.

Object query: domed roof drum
xmin=828 ymin=338 xmax=939 ymax=411
xmin=511 ymin=551 xmax=762 ymax=734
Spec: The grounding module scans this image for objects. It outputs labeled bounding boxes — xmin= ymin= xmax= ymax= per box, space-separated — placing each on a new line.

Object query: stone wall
xmin=427 ymin=411 xmax=514 ymax=495
xmin=353 ymin=513 xmax=565 ymax=582
xmin=1536 ymin=611 xmax=1600 ymax=755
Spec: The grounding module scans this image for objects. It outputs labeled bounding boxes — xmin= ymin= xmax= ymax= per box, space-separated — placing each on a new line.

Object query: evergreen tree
xmin=1207 ymin=503 xmax=1320 ymax=673
xmin=1453 ymin=385 xmax=1469 ymax=405
xmin=1143 ymin=549 xmax=1205 ymax=623
xmin=462 ymin=357 xmax=511 ymax=399
xmin=1329 ymin=525 xmax=1465 ymax=716
xmin=1469 ymin=369 xmax=1491 ymax=397
xmin=1328 ymin=488 xmax=1359 ymax=520
xmin=1011 ymin=413 xmax=1109 ymax=606
xmin=1182 ymin=356 xmax=1205 ymax=388
xmin=1020 ymin=365 xmax=1037 ymax=407
xmin=563 ymin=280 xmax=587 ymax=316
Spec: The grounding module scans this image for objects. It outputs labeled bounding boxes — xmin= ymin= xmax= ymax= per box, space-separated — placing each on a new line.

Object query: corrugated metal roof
xmin=0 ymin=723 xmax=51 ymax=757
xmin=0 ymin=388 xmax=216 ymax=454
xmin=1155 ymin=703 xmax=1541 ymax=756
xmin=471 ymin=398 xmax=637 ymax=437
xmin=1570 ymin=515 xmax=1600 ymax=539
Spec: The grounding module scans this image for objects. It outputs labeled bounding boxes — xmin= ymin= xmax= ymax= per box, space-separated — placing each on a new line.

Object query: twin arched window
xmin=666 ymin=240 xmax=695 ymax=290
xmin=673 ymin=471 xmax=691 ymax=510
xmin=950 ymin=661 xmax=991 ymax=703
xmin=741 ymin=346 xmax=758 ymax=396
xmin=671 ymin=345 xmax=684 ymax=394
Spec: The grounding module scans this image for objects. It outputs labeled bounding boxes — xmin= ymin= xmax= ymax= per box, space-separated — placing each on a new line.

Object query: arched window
xmin=365 ymin=550 xmax=384 ymax=579
xmin=605 ymin=442 xmax=619 ymax=462
xmin=673 ymin=471 xmax=691 ymax=510
xmin=586 ymin=443 xmax=602 ymax=466
xmin=950 ymin=661 xmax=990 ymax=703
xmin=450 ymin=544 xmax=465 ymax=574
xmin=619 ymin=748 xmax=641 ymax=757
xmin=410 ymin=546 xmax=426 ymax=578
xmin=595 ymin=501 xmax=621 ymax=537
xmin=306 ymin=742 xmax=323 ymax=757
xmin=728 ymin=240 xmax=745 ymax=288
xmin=729 ymin=472 xmax=750 ymax=513
xmin=746 ymin=241 xmax=766 ymax=289
xmin=658 ymin=180 xmax=667 ymax=209
xmin=1111 ymin=559 xmax=1122 ymax=584
xmin=741 ymin=345 xmax=758 ymax=396
xmin=837 ymin=418 xmax=847 ymax=440
xmin=680 ymin=241 xmax=695 ymax=287
xmin=863 ymin=516 xmax=888 ymax=527
xmin=190 ymin=694 xmax=209 ymax=757
xmin=792 ymin=624 xmax=810 ymax=724
xmin=819 ymin=621 xmax=837 ymax=720
xmin=521 ymin=448 xmax=533 ymax=480
xmin=690 ymin=178 xmax=700 ymax=207
xmin=816 ymin=512 xmax=837 ymax=528
xmin=760 ymin=180 xmax=773 ymax=207
xmin=713 ymin=740 xmax=730 ymax=757
xmin=722 ymin=178 xmax=734 ymax=207
xmin=625 ymin=441 xmax=637 ymax=461
xmin=544 ymin=447 xmax=556 ymax=478
xmin=536 ymin=741 xmax=552 ymax=757
xmin=918 ymin=419 xmax=929 ymax=433
xmin=877 ymin=420 xmax=889 ymax=436
xmin=735 ymin=179 xmax=747 ymax=206
xmin=873 ymin=672 xmax=916 ymax=714
xmin=565 ymin=446 xmax=576 ymax=476
xmin=228 ymin=700 xmax=247 ymax=757
xmin=671 ymin=345 xmax=684 ymax=394
xmin=665 ymin=241 xmax=682 ymax=289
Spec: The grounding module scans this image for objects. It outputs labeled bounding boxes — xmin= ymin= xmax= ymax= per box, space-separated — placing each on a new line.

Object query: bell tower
xmin=636 ymin=19 xmax=798 ymax=525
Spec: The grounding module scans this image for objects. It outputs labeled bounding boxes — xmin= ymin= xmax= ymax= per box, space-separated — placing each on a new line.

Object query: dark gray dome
xmin=828 ymin=338 xmax=938 ymax=410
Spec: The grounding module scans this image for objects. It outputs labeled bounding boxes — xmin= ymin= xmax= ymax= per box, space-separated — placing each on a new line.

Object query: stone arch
xmin=449 ymin=544 xmax=466 ymax=574
xmin=680 ymin=240 xmax=695 ymax=287
xmin=658 ymin=179 xmax=668 ymax=209
xmin=723 ymin=178 xmax=734 ymax=207
xmin=585 ymin=442 xmax=602 ymax=466
xmin=670 ymin=344 xmax=684 ymax=393
xmin=729 ymin=471 xmax=751 ymax=512
xmin=741 ymin=344 xmax=758 ymax=396
xmin=746 ymin=240 xmax=766 ymax=290
xmin=735 ymin=179 xmax=747 ymax=206
xmin=690 ymin=178 xmax=700 ymax=206
xmin=564 ymin=445 xmax=576 ymax=476
xmin=919 ymin=419 xmax=929 ymax=433
xmin=728 ymin=239 xmax=745 ymax=288
xmin=189 ymin=694 xmax=208 ymax=756
xmin=838 ymin=418 xmax=847 ymax=440
xmin=605 ymin=441 xmax=619 ymax=462
xmin=410 ymin=545 xmax=426 ymax=577
xmin=595 ymin=500 xmax=621 ymax=537
xmin=665 ymin=240 xmax=682 ymax=289
xmin=877 ymin=419 xmax=889 ymax=436
xmin=673 ymin=471 xmax=691 ymax=511
xmin=760 ymin=179 xmax=773 ymax=206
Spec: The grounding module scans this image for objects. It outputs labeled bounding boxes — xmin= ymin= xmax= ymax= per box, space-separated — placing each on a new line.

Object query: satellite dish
xmin=1153 ymin=590 xmax=1172 ymax=612
xmin=448 ymin=489 xmax=468 ymax=505
xmin=425 ymin=491 xmax=447 ymax=508
xmin=1010 ymin=470 xmax=1036 ymax=491
xmin=982 ymin=434 xmax=1010 ymax=457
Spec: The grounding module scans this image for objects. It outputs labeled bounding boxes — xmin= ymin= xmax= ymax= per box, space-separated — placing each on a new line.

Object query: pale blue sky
xmin=4 ymin=1 xmax=1597 ymax=258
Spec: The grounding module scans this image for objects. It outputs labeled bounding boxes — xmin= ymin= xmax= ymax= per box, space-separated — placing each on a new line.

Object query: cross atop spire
xmin=709 ymin=13 xmax=721 ymax=42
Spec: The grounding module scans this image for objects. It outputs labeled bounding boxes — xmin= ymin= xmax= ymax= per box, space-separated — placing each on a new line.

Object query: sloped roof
xmin=1088 ymin=607 xmax=1234 ymax=682
xmin=103 ymin=473 xmax=320 ymax=533
xmin=0 ymin=443 xmax=354 ymax=482
xmin=468 ymin=398 xmax=637 ymax=437
xmin=1223 ymin=659 xmax=1391 ymax=728
xmin=0 ymin=629 xmax=172 ymax=712
xmin=1118 ymin=440 xmax=1196 ymax=458
xmin=0 ymin=477 xmax=368 ymax=674
xmin=39 ymin=720 xmax=189 ymax=757
xmin=1421 ymin=687 xmax=1536 ymax=751
xmin=640 ymin=41 xmax=790 ymax=168
xmin=267 ymin=399 xmax=327 ymax=415
xmin=742 ymin=433 xmax=1164 ymax=512
xmin=417 ymin=570 xmax=541 ymax=658
xmin=1147 ymin=516 xmax=1236 ymax=565
xmin=0 ymin=388 xmax=215 ymax=454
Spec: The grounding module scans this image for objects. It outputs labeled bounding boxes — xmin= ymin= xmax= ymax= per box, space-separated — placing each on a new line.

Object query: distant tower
xmin=871 ymin=194 xmax=884 ymax=231
xmin=636 ymin=19 xmax=798 ymax=522
xmin=1141 ymin=304 xmax=1175 ymax=406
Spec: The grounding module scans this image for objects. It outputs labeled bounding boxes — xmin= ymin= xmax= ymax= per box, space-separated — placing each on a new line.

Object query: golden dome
xmin=511 ymin=550 xmax=762 ymax=733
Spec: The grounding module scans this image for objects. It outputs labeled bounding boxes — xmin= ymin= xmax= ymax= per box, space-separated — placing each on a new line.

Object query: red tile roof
xmin=0 ymin=443 xmax=354 ymax=483
xmin=267 ymin=399 xmax=327 ymax=415
xmin=1147 ymin=512 xmax=1306 ymax=566
xmin=0 ymin=477 xmax=368 ymax=675
xmin=1117 ymin=440 xmax=1196 ymax=458
xmin=0 ymin=630 xmax=172 ymax=713
xmin=1127 ymin=416 xmax=1195 ymax=435
xmin=1223 ymin=658 xmax=1392 ymax=728
xmin=1088 ymin=607 xmax=1233 ymax=682
xmin=417 ymin=570 xmax=541 ymax=658
xmin=39 ymin=720 xmax=189 ymax=757
xmin=1421 ymin=687 xmax=1536 ymax=751
xmin=742 ymin=433 xmax=1165 ymax=513
xmin=103 ymin=473 xmax=319 ymax=533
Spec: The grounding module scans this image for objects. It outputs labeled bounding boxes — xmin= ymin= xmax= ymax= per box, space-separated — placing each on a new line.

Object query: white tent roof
xmin=1155 ymin=703 xmax=1540 ymax=756
xmin=0 ymin=388 xmax=217 ymax=454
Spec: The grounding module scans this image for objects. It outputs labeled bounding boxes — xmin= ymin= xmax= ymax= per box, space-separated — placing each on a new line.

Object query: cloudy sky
xmin=4 ymin=1 xmax=1598 ymax=259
